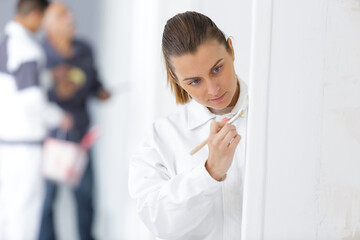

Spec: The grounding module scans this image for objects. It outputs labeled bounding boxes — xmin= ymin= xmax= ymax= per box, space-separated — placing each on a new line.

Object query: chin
xmin=211 ymin=101 xmax=230 ymax=110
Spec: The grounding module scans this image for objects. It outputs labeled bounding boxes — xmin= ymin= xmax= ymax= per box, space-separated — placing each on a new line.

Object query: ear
xmin=27 ymin=9 xmax=44 ymax=25
xmin=227 ymin=38 xmax=235 ymax=61
xmin=28 ymin=9 xmax=42 ymax=18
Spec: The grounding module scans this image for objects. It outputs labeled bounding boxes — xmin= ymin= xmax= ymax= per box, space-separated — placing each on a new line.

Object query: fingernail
xmin=222 ymin=117 xmax=230 ymax=122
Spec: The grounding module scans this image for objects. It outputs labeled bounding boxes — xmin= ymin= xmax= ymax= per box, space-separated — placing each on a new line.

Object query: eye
xmin=213 ymin=65 xmax=222 ymax=73
xmin=189 ymin=79 xmax=200 ymax=86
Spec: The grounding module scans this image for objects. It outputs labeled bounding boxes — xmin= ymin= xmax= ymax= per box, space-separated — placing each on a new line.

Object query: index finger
xmin=210 ymin=120 xmax=228 ymax=135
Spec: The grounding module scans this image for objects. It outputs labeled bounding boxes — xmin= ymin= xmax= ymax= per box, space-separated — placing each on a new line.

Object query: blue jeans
xmin=38 ymin=157 xmax=95 ymax=240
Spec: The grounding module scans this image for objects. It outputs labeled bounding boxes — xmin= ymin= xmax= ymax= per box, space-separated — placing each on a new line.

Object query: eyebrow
xmin=182 ymin=58 xmax=224 ymax=81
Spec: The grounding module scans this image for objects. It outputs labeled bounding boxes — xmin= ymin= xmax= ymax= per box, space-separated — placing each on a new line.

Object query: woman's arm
xmin=128 ymin=131 xmax=222 ymax=239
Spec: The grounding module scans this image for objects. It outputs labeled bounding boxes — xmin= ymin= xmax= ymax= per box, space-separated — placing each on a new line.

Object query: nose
xmin=207 ymin=79 xmax=220 ymax=96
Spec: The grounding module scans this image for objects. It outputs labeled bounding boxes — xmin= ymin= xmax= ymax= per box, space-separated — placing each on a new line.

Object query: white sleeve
xmin=128 ymin=131 xmax=222 ymax=239
xmin=18 ymin=87 xmax=64 ymax=129
xmin=39 ymin=69 xmax=64 ymax=129
xmin=14 ymin=61 xmax=64 ymax=130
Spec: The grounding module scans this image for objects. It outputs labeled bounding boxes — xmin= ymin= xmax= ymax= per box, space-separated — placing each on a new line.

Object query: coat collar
xmin=5 ymin=21 xmax=33 ymax=38
xmin=186 ymin=77 xmax=248 ymax=130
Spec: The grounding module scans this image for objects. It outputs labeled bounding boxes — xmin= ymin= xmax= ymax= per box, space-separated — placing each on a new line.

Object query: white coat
xmin=129 ymin=79 xmax=248 ymax=240
xmin=0 ymin=21 xmax=63 ymax=240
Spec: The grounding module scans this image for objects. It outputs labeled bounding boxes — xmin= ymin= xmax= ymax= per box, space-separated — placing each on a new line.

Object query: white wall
xmin=318 ymin=0 xmax=360 ymax=238
xmin=243 ymin=0 xmax=360 ymax=239
xmin=0 ymin=1 xmax=16 ymax=38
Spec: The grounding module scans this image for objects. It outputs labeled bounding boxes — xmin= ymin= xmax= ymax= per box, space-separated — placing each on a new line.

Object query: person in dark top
xmin=39 ymin=2 xmax=110 ymax=240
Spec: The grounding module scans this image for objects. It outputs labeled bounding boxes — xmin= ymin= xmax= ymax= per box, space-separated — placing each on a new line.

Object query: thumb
xmin=210 ymin=118 xmax=229 ymax=135
xmin=218 ymin=117 xmax=230 ymax=128
xmin=210 ymin=120 xmax=222 ymax=135
xmin=222 ymin=117 xmax=230 ymax=122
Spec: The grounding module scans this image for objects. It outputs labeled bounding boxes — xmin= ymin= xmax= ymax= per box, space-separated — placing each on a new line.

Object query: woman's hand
xmin=52 ymin=65 xmax=78 ymax=100
xmin=96 ymin=87 xmax=111 ymax=100
xmin=205 ymin=120 xmax=241 ymax=181
xmin=55 ymin=79 xmax=77 ymax=100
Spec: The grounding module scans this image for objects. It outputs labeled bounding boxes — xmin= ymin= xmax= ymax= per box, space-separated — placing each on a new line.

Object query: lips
xmin=210 ymin=92 xmax=226 ymax=103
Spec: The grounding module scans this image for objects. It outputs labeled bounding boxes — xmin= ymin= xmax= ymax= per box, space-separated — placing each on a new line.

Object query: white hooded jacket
xmin=0 ymin=21 xmax=63 ymax=143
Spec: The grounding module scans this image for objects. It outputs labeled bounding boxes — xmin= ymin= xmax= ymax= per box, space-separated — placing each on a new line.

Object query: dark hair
xmin=162 ymin=11 xmax=231 ymax=104
xmin=17 ymin=0 xmax=50 ymax=16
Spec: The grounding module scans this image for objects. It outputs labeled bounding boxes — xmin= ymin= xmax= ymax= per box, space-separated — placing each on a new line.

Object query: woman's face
xmin=171 ymin=39 xmax=239 ymax=113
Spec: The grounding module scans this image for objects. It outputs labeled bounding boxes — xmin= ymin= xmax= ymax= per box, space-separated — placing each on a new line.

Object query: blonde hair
xmin=163 ymin=56 xmax=191 ymax=104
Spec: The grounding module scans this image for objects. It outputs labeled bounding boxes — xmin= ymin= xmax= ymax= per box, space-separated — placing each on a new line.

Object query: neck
xmin=210 ymin=106 xmax=233 ymax=115
xmin=47 ymin=33 xmax=73 ymax=57
xmin=14 ymin=16 xmax=34 ymax=33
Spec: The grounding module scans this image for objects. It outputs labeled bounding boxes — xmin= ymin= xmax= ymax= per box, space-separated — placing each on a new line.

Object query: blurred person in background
xmin=39 ymin=2 xmax=110 ymax=240
xmin=0 ymin=0 xmax=73 ymax=239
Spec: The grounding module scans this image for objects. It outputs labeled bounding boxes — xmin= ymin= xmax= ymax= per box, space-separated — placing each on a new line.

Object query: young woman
xmin=129 ymin=11 xmax=248 ymax=240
